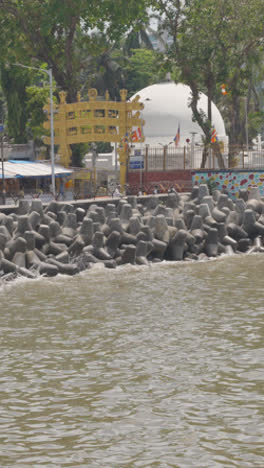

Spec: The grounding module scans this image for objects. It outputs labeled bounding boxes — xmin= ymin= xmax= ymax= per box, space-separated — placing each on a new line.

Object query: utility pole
xmin=12 ymin=63 xmax=56 ymax=197
xmin=48 ymin=67 xmax=56 ymax=197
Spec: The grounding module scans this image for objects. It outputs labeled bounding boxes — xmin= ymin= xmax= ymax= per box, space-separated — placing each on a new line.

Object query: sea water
xmin=0 ymin=254 xmax=263 ymax=467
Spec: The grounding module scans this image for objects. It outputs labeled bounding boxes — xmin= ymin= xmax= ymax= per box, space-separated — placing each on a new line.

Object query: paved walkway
xmin=1 ymin=191 xmax=74 ymax=206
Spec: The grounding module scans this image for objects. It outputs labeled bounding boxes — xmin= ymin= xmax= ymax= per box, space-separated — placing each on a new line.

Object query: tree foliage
xmin=0 ymin=0 xmax=152 ymax=160
xmin=0 ymin=86 xmax=6 ymax=123
xmin=78 ymin=39 xmax=127 ymax=101
xmin=122 ymin=49 xmax=162 ymax=97
xmin=152 ymin=0 xmax=264 ymax=166
xmin=1 ymin=0 xmax=264 ymax=167
xmin=25 ymin=84 xmax=50 ymax=142
xmin=0 ymin=0 xmax=151 ymax=102
xmin=0 ymin=65 xmax=30 ymax=143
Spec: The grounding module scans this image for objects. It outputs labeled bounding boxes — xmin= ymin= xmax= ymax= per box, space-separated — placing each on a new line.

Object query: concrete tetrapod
xmin=2 ymin=187 xmax=264 ymax=283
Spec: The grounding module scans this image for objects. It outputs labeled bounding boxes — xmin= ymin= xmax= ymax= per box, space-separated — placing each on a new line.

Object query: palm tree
xmin=77 ymin=31 xmax=127 ymax=100
xmin=123 ymin=28 xmax=153 ymax=56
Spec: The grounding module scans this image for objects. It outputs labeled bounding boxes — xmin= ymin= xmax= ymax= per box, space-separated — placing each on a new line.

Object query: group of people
xmin=111 ymin=183 xmax=178 ymax=198
xmin=138 ymin=185 xmax=177 ymax=196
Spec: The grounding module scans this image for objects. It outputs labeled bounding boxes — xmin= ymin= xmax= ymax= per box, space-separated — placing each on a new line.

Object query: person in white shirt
xmin=113 ymin=187 xmax=121 ymax=197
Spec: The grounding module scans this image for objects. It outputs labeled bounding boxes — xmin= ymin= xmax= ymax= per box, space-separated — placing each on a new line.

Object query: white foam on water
xmin=0 ymin=250 xmax=259 ymax=293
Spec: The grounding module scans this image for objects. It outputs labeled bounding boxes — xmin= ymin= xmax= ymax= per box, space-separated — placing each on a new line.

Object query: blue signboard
xmin=130 ymin=161 xmax=144 ymax=169
xmin=129 ymin=155 xmax=144 ymax=170
xmin=0 ymin=125 xmax=4 ymax=132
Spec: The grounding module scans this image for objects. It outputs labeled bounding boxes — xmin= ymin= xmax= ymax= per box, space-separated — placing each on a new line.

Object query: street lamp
xmin=11 ymin=63 xmax=56 ymax=197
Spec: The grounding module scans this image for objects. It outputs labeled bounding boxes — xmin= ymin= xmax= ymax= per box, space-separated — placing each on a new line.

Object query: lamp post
xmin=12 ymin=63 xmax=56 ymax=197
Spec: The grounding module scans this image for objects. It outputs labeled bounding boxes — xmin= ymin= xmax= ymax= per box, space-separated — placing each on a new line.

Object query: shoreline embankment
xmin=0 ymin=185 xmax=263 ymax=283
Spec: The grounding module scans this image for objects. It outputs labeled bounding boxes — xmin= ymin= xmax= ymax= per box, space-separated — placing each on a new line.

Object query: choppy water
xmin=0 ymin=254 xmax=264 ymax=467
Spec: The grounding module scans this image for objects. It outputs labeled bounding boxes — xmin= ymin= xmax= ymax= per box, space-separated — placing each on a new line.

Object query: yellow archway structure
xmin=43 ymin=88 xmax=145 ymax=191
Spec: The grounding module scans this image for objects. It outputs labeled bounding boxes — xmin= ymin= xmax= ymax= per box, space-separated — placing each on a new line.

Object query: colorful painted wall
xmin=192 ymin=170 xmax=264 ymax=198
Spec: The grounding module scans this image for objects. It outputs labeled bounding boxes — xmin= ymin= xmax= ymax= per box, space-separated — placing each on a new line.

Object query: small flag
xmin=131 ymin=127 xmax=142 ymax=142
xmin=211 ymin=125 xmax=218 ymax=143
xmin=221 ymin=84 xmax=227 ymax=95
xmin=174 ymin=123 xmax=180 ymax=146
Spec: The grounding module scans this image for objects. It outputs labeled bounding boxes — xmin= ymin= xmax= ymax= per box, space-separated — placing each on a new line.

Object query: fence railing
xmin=129 ymin=145 xmax=264 ymax=171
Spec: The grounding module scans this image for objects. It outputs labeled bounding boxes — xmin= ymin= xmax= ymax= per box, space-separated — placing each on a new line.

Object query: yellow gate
xmin=43 ymin=88 xmax=145 ymax=191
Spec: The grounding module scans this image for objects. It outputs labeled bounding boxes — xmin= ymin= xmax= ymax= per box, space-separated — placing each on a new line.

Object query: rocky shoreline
xmin=0 ymin=183 xmax=264 ymax=283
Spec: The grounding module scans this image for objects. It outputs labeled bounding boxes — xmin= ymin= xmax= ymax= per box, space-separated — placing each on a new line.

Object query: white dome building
xmin=130 ymin=82 xmax=227 ymax=147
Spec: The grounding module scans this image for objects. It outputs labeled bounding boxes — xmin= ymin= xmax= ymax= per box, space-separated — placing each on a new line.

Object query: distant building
xmin=3 ymin=141 xmax=36 ymax=161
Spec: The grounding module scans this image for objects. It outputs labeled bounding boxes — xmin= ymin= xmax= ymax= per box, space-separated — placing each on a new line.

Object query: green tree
xmin=219 ymin=49 xmax=264 ymax=157
xmin=123 ymin=48 xmax=162 ymax=97
xmin=122 ymin=17 xmax=154 ymax=57
xmin=94 ymin=141 xmax=113 ymax=153
xmin=26 ymin=84 xmax=51 ymax=151
xmin=0 ymin=65 xmax=30 ymax=143
xmin=0 ymin=0 xmax=151 ymax=163
xmin=152 ymin=0 xmax=264 ymax=167
xmin=79 ymin=38 xmax=127 ymax=101
xmin=0 ymin=0 xmax=151 ymax=102
xmin=0 ymin=86 xmax=6 ymax=123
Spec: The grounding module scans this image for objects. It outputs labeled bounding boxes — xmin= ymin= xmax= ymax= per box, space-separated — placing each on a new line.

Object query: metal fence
xmin=130 ymin=145 xmax=264 ymax=171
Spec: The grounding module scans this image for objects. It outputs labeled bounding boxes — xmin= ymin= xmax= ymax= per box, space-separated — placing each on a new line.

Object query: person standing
xmin=59 ymin=179 xmax=65 ymax=200
xmin=113 ymin=186 xmax=121 ymax=198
